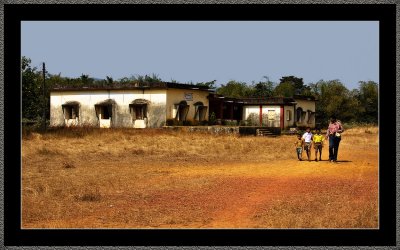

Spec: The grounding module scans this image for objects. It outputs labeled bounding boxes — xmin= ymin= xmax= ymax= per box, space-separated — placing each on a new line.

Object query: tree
xmin=312 ymin=79 xmax=360 ymax=126
xmin=80 ymin=74 xmax=94 ymax=86
xmin=249 ymin=76 xmax=274 ymax=98
xmin=144 ymin=73 xmax=162 ymax=83
xmin=196 ymin=80 xmax=216 ymax=89
xmin=216 ymin=80 xmax=252 ymax=98
xmin=275 ymin=75 xmax=311 ymax=96
xmin=22 ymin=56 xmax=42 ymax=121
xmin=280 ymin=76 xmax=304 ymax=91
xmin=273 ymin=81 xmax=295 ymax=97
xmin=356 ymin=81 xmax=378 ymax=124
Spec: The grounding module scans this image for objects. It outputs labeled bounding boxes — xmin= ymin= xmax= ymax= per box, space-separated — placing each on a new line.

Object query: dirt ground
xmin=21 ymin=127 xmax=379 ymax=228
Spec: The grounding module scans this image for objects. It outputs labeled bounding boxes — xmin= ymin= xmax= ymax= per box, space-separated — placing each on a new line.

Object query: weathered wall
xmin=242 ymin=105 xmax=281 ymax=127
xmin=50 ymin=89 xmax=167 ymax=128
xmin=294 ymin=98 xmax=316 ymax=128
xmin=283 ymin=105 xmax=295 ymax=128
xmin=165 ymin=89 xmax=210 ymax=121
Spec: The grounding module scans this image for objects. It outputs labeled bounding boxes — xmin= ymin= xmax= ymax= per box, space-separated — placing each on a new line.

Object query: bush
xmin=166 ymin=119 xmax=177 ymax=126
xmin=199 ymin=120 xmax=209 ymax=126
xmin=183 ymin=120 xmax=193 ymax=126
xmin=209 ymin=112 xmax=217 ymax=125
xmin=239 ymin=120 xmax=247 ymax=126
xmin=222 ymin=120 xmax=238 ymax=126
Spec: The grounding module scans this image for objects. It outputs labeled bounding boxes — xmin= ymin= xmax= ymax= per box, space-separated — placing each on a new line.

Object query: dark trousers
xmin=328 ymin=135 xmax=341 ymax=161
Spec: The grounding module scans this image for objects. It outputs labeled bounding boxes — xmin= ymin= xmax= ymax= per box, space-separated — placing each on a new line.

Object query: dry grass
xmin=22 ymin=127 xmax=378 ymax=228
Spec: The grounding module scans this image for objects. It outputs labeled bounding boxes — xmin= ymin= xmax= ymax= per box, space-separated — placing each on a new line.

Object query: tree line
xmin=22 ymin=56 xmax=378 ymax=127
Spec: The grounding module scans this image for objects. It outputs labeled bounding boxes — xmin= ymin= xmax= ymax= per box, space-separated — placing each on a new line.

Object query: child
xmin=312 ymin=128 xmax=324 ymax=161
xmin=302 ymin=127 xmax=313 ymax=161
xmin=294 ymin=134 xmax=304 ymax=161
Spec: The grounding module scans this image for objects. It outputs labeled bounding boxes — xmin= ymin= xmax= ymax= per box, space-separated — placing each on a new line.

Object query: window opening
xmin=286 ymin=110 xmax=291 ymax=121
xmin=62 ymin=102 xmax=79 ymax=120
xmin=130 ymin=104 xmax=147 ymax=120
xmin=175 ymin=101 xmax=189 ymax=121
xmin=296 ymin=107 xmax=303 ymax=122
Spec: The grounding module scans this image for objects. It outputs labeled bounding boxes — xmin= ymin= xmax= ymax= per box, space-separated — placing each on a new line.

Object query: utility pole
xmin=42 ymin=62 xmax=46 ymax=131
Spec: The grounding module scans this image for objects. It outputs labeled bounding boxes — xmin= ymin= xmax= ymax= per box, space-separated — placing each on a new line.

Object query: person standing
xmin=302 ymin=127 xmax=313 ymax=161
xmin=294 ymin=134 xmax=304 ymax=161
xmin=326 ymin=115 xmax=344 ymax=162
xmin=312 ymin=128 xmax=324 ymax=161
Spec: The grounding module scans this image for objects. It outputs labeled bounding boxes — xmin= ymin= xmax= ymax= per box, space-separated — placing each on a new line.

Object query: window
xmin=95 ymin=104 xmax=113 ymax=119
xmin=199 ymin=106 xmax=208 ymax=121
xmin=130 ymin=99 xmax=149 ymax=121
xmin=307 ymin=111 xmax=315 ymax=124
xmin=130 ymin=104 xmax=147 ymax=120
xmin=301 ymin=111 xmax=307 ymax=123
xmin=296 ymin=107 xmax=303 ymax=122
xmin=174 ymin=101 xmax=189 ymax=121
xmin=64 ymin=106 xmax=73 ymax=119
xmin=268 ymin=110 xmax=276 ymax=120
xmin=100 ymin=106 xmax=111 ymax=119
xmin=194 ymin=102 xmax=208 ymax=122
xmin=286 ymin=110 xmax=291 ymax=121
xmin=62 ymin=102 xmax=79 ymax=120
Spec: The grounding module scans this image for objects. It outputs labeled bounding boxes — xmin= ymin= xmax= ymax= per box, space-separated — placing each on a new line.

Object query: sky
xmin=21 ymin=21 xmax=379 ymax=90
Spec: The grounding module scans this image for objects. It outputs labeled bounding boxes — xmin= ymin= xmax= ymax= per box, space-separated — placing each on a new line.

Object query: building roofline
xmin=208 ymin=94 xmax=299 ymax=105
xmin=293 ymin=94 xmax=316 ymax=101
xmin=50 ymin=81 xmax=212 ymax=92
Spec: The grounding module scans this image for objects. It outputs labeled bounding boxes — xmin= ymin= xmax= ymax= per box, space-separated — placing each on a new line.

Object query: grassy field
xmin=21 ymin=126 xmax=379 ymax=228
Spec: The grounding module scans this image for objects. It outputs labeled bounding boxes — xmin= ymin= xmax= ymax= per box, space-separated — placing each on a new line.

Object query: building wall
xmin=165 ymin=89 xmax=210 ymax=121
xmin=50 ymin=89 xmax=167 ymax=128
xmin=294 ymin=99 xmax=316 ymax=128
xmin=242 ymin=105 xmax=281 ymax=127
xmin=283 ymin=105 xmax=295 ymax=128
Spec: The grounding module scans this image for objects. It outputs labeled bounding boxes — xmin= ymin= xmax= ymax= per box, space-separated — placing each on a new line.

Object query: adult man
xmin=326 ymin=115 xmax=344 ymax=162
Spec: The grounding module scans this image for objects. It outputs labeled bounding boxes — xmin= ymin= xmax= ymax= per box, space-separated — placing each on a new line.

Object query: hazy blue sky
xmin=21 ymin=21 xmax=379 ymax=90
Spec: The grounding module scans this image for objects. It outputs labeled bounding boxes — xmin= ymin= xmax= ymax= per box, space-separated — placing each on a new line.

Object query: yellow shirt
xmin=313 ymin=134 xmax=324 ymax=143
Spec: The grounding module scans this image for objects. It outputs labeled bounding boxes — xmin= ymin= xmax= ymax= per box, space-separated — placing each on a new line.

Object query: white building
xmin=50 ymin=82 xmax=212 ymax=128
xmin=208 ymin=95 xmax=316 ymax=129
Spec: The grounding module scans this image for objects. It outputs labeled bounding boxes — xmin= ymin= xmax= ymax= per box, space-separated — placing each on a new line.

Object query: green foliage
xmin=209 ymin=112 xmax=217 ymax=125
xmin=310 ymin=79 xmax=378 ymax=126
xmin=183 ymin=120 xmax=193 ymax=126
xmin=356 ymin=81 xmax=378 ymax=123
xmin=196 ymin=80 xmax=216 ymax=89
xmin=246 ymin=113 xmax=260 ymax=126
xmin=199 ymin=120 xmax=209 ymax=126
xmin=273 ymin=81 xmax=296 ymax=97
xmin=222 ymin=120 xmax=238 ymax=126
xmin=280 ymin=76 xmax=304 ymax=90
xmin=275 ymin=75 xmax=311 ymax=97
xmin=166 ymin=119 xmax=177 ymax=126
xmin=22 ymin=56 xmax=43 ymax=121
xmin=249 ymin=76 xmax=274 ymax=98
xmin=21 ymin=56 xmax=378 ymax=128
xmin=216 ymin=80 xmax=253 ymax=98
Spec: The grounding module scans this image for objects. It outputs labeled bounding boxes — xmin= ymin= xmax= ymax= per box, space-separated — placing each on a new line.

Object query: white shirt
xmin=302 ymin=132 xmax=313 ymax=143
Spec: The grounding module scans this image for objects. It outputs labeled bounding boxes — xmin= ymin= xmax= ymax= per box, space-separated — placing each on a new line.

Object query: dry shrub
xmin=37 ymin=147 xmax=63 ymax=156
xmin=62 ymin=161 xmax=75 ymax=169
xmin=74 ymin=187 xmax=101 ymax=202
xmin=344 ymin=126 xmax=378 ymax=136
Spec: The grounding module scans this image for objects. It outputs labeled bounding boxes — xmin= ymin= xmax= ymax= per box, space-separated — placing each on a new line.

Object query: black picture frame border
xmin=3 ymin=3 xmax=397 ymax=246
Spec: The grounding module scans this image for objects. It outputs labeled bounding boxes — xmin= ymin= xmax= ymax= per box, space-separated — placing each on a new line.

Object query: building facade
xmin=208 ymin=94 xmax=316 ymax=129
xmin=50 ymin=82 xmax=316 ymax=129
xmin=50 ymin=82 xmax=211 ymax=128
